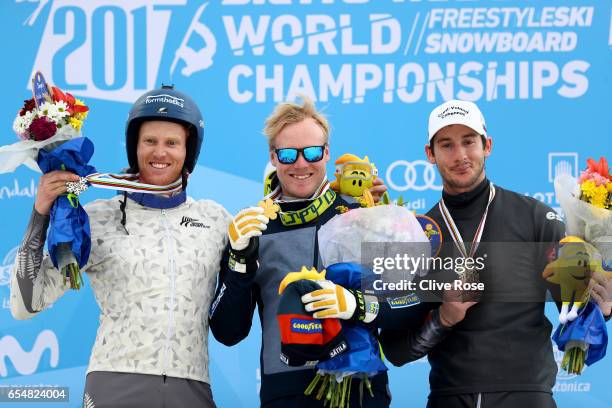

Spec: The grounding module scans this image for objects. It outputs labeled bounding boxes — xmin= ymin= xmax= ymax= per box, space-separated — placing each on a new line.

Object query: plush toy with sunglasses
xmin=330 ymin=154 xmax=378 ymax=204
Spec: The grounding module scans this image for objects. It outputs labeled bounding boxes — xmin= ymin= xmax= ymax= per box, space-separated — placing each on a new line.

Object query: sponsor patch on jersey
xmin=367 ymin=299 xmax=380 ymax=315
xmin=328 ymin=340 xmax=348 ymax=359
xmin=416 ymin=214 xmax=443 ymax=257
xmin=386 ymin=293 xmax=421 ymax=309
xmin=228 ymin=257 xmax=246 ymax=273
xmin=546 ymin=211 xmax=563 ymax=223
xmin=180 ymin=216 xmax=210 ymax=229
xmin=290 ymin=318 xmax=323 ymax=334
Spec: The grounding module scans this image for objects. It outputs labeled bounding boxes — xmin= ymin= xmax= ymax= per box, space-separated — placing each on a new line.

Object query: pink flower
xmin=28 ymin=116 xmax=57 ymax=141
xmin=579 ymin=169 xmax=594 ymax=184
xmin=579 ymin=169 xmax=609 ymax=187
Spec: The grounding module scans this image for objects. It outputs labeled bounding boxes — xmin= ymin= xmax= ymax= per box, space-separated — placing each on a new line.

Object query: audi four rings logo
xmin=386 ymin=160 xmax=443 ymax=192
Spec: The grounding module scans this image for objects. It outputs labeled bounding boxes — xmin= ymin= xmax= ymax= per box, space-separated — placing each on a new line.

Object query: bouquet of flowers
xmin=1 ymin=72 xmax=94 ymax=289
xmin=307 ymin=206 xmax=429 ymax=406
xmin=550 ymin=157 xmax=612 ymax=374
xmin=579 ymin=158 xmax=612 ymax=209
xmin=5 ymin=73 xmax=88 ymax=172
xmin=301 ymin=263 xmax=386 ymax=408
xmin=557 ymin=157 xmax=612 ymax=262
xmin=13 ymin=84 xmax=88 ymax=140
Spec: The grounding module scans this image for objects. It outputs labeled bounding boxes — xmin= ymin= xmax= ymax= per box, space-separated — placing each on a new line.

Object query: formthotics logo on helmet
xmin=145 ymin=94 xmax=184 ymax=108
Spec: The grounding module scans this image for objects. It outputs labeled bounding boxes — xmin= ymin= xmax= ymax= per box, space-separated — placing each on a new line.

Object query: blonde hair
xmin=263 ymin=96 xmax=330 ymax=148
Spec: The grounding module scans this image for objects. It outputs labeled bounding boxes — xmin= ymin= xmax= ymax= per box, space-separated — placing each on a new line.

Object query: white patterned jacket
xmin=10 ymin=194 xmax=230 ymax=384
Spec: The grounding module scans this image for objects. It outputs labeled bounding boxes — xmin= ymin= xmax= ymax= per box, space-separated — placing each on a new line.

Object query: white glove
xmin=228 ymin=206 xmax=269 ymax=251
xmin=301 ymin=280 xmax=357 ymax=320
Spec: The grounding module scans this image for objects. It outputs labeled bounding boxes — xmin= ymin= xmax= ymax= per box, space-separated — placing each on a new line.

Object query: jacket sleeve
xmin=10 ymin=208 xmax=70 ymax=320
xmin=371 ymin=294 xmax=435 ymax=331
xmin=209 ymin=245 xmax=259 ymax=346
xmin=379 ymin=308 xmax=451 ymax=366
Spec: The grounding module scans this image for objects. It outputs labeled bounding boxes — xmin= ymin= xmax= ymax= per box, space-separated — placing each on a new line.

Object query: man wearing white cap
xmin=379 ymin=99 xmax=573 ymax=407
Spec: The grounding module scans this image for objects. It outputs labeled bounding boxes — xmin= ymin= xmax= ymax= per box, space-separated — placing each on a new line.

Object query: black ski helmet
xmin=125 ymin=85 xmax=204 ymax=173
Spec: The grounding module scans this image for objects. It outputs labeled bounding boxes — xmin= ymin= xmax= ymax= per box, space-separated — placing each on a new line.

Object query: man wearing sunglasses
xmin=209 ymin=97 xmax=390 ymax=407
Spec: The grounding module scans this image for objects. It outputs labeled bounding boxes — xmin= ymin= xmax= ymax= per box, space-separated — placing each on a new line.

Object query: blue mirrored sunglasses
xmin=274 ymin=145 xmax=326 ymax=164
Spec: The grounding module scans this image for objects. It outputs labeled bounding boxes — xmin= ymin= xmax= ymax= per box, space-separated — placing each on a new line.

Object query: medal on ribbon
xmin=439 ymin=183 xmax=496 ymax=300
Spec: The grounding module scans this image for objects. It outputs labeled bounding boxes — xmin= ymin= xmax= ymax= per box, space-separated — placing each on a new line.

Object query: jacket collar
xmin=126 ymin=190 xmax=187 ymax=209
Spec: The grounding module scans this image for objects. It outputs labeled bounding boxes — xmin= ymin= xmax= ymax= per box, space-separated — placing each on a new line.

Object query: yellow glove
xmin=228 ymin=207 xmax=269 ymax=251
xmin=301 ymin=280 xmax=357 ymax=320
xmin=301 ymin=281 xmax=379 ymax=323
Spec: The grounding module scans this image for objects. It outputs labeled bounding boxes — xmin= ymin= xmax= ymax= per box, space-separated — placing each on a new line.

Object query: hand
xmin=438 ymin=289 xmax=478 ymax=327
xmin=369 ymin=177 xmax=388 ymax=203
xmin=228 ymin=206 xmax=269 ymax=251
xmin=301 ymin=280 xmax=356 ymax=320
xmin=591 ymin=271 xmax=612 ymax=317
xmin=34 ymin=171 xmax=81 ymax=215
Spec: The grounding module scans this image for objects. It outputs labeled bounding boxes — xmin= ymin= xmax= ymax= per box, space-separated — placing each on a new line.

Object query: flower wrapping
xmin=318 ymin=205 xmax=430 ymax=275
xmin=551 ymin=159 xmax=611 ymax=374
xmin=316 ymin=206 xmax=430 ymax=378
xmin=552 ymin=301 xmax=608 ymax=372
xmin=317 ymin=262 xmax=387 ymax=379
xmin=304 ymin=206 xmax=430 ymax=405
xmin=0 ymin=126 xmax=77 ymax=174
xmin=38 ymin=137 xmax=97 ymax=272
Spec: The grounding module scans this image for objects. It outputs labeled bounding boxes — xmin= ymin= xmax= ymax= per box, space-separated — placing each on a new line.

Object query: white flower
xmin=54 ymin=101 xmax=70 ymax=119
xmin=37 ymin=101 xmax=62 ymax=124
xmin=12 ymin=111 xmax=34 ymax=139
xmin=37 ymin=101 xmax=54 ymax=117
xmin=12 ymin=116 xmax=25 ymax=136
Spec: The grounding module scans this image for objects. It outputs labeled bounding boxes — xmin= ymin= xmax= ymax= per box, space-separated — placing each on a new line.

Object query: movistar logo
xmin=145 ymin=94 xmax=184 ymax=108
xmin=0 ymin=330 xmax=59 ymax=377
xmin=291 ymin=319 xmax=323 ymax=334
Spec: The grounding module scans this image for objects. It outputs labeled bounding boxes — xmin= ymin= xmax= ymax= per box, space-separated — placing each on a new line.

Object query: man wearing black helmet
xmin=11 ymin=86 xmax=229 ymax=407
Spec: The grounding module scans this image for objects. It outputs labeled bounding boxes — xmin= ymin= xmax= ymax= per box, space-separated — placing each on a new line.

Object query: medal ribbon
xmin=278 ymin=189 xmax=336 ymax=226
xmin=85 ymin=173 xmax=182 ymax=194
xmin=262 ymin=173 xmax=335 ymax=226
xmin=438 ymin=183 xmax=496 ymax=259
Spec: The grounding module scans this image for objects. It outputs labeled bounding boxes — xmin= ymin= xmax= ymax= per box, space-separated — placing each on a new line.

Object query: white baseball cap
xmin=428 ymin=100 xmax=487 ymax=142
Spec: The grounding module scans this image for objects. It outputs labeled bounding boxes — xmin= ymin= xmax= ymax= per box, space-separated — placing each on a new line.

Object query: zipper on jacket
xmin=312 ymin=220 xmax=321 ymax=268
xmin=161 ymin=209 xmax=177 ymax=376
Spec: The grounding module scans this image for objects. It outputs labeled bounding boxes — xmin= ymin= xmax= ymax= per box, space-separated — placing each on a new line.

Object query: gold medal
xmin=258 ymin=198 xmax=280 ymax=220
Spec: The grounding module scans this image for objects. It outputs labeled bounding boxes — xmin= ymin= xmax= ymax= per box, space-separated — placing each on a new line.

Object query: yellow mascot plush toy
xmin=543 ymin=236 xmax=612 ymax=324
xmin=330 ymin=153 xmax=378 ymax=207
